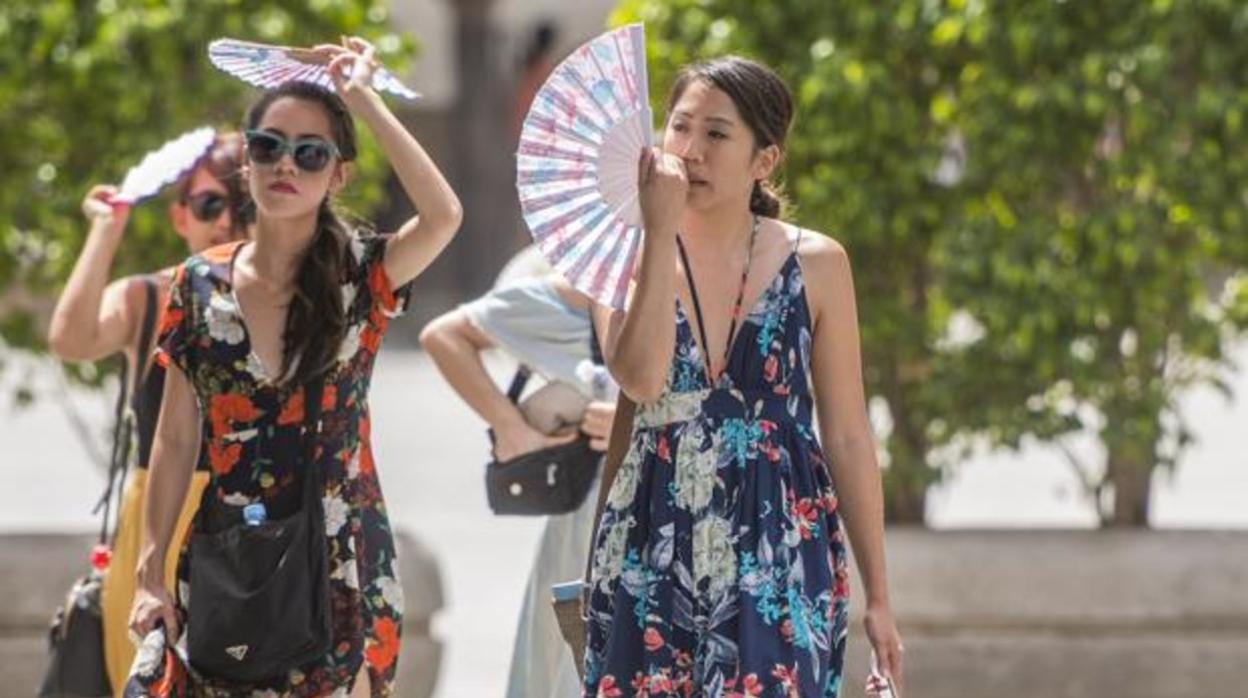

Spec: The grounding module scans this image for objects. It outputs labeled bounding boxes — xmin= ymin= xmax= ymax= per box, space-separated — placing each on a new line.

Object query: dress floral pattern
xmin=584 ymin=240 xmax=851 ymax=698
xmin=126 ymin=234 xmax=411 ymax=697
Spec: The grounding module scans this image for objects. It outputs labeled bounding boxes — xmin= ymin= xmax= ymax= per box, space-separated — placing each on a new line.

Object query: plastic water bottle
xmin=577 ymin=359 xmax=619 ymax=402
xmin=243 ymin=502 xmax=267 ymax=527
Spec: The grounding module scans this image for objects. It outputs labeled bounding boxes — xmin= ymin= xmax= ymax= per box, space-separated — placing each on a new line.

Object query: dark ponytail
xmin=750 ymin=180 xmax=783 ymax=218
xmin=245 ymin=81 xmax=358 ymax=385
xmin=666 ymin=56 xmax=794 ymax=218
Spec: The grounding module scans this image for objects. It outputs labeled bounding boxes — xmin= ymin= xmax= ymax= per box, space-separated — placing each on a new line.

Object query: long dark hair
xmin=665 ymin=56 xmax=794 ymax=218
xmin=244 ymin=81 xmax=358 ymax=386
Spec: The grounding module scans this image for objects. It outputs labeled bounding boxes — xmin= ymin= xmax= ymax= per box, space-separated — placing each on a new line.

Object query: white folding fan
xmin=113 ymin=126 xmax=217 ymax=204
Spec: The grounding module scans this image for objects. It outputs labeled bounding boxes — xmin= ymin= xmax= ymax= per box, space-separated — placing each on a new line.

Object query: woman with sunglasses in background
xmin=47 ymin=131 xmax=248 ymax=696
xmin=125 ymin=37 xmax=461 ymax=697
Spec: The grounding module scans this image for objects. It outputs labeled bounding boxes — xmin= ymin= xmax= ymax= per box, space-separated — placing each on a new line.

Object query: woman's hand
xmin=81 ymin=184 xmax=130 ymax=235
xmin=128 ymin=579 xmax=179 ymax=646
xmin=320 ymin=35 xmax=379 ymax=105
xmin=580 ymin=401 xmax=616 ymax=452
xmin=864 ymin=603 xmax=905 ymax=697
xmin=638 ymin=147 xmax=688 ymax=239
xmin=493 ymin=420 xmax=577 ymax=462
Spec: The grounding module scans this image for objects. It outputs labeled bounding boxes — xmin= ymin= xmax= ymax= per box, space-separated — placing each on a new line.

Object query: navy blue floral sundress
xmin=584 ymin=232 xmax=851 ymax=698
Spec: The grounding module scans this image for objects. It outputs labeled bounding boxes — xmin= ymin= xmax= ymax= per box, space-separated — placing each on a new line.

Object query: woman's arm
xmin=420 ymin=308 xmax=574 ymax=461
xmin=802 ymin=234 xmax=905 ymax=690
xmin=130 ymin=364 xmax=200 ymax=643
xmin=325 ymin=37 xmax=462 ymax=290
xmin=592 ymin=148 xmax=687 ymax=403
xmin=47 ymin=186 xmax=138 ymax=362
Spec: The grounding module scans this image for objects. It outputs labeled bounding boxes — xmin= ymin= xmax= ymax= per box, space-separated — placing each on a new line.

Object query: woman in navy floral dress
xmin=126 ymin=38 xmax=461 ymax=697
xmin=584 ymin=57 xmax=904 ymax=697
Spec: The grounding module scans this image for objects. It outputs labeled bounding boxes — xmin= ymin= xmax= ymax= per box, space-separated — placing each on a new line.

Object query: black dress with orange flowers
xmin=126 ymin=235 xmax=409 ymax=697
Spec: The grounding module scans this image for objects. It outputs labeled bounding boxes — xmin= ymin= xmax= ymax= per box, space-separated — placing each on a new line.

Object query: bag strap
xmin=95 ymin=356 xmax=129 ymax=545
xmin=134 ymin=276 xmax=159 ymax=395
xmin=581 ymin=390 xmax=636 ymax=598
xmin=93 ymin=278 xmax=158 ymax=545
xmin=589 ymin=316 xmax=604 ymax=366
xmin=504 ymin=365 xmax=532 ymax=405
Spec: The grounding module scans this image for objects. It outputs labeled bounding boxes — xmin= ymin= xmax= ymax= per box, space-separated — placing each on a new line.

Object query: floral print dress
xmin=584 ymin=234 xmax=851 ymax=698
xmin=126 ymin=234 xmax=410 ymax=697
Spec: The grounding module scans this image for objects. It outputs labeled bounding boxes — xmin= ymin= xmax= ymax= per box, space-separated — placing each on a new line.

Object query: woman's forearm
xmin=421 ymin=323 xmax=528 ymax=432
xmin=48 ymin=219 xmax=126 ymax=361
xmin=356 ymin=92 xmax=461 ymax=233
xmin=137 ymin=448 xmax=195 ymax=588
xmin=604 ymin=235 xmax=679 ymax=403
xmin=828 ymin=434 xmax=892 ymax=607
xmin=137 ymin=373 xmax=200 ymax=588
xmin=349 ymin=90 xmax=462 ymax=288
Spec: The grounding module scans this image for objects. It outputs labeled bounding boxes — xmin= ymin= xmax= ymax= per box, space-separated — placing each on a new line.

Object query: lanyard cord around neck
xmin=675 ymin=214 xmax=759 ymax=384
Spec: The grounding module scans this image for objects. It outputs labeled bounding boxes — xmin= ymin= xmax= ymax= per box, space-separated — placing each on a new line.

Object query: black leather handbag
xmin=486 ymin=417 xmax=602 ymax=515
xmin=484 ymin=326 xmax=605 ymax=516
xmin=185 ymin=380 xmax=332 ymax=683
xmin=38 ymin=568 xmax=111 ymax=697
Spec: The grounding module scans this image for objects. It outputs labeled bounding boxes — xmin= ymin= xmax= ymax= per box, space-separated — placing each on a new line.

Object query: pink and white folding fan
xmin=207 ymin=38 xmax=419 ymax=100
xmin=516 ymin=23 xmax=653 ymax=310
xmin=113 ymin=126 xmax=217 ymax=205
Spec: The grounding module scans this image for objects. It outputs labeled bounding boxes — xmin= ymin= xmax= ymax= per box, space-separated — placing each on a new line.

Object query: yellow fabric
xmin=99 ymin=467 xmax=210 ymax=697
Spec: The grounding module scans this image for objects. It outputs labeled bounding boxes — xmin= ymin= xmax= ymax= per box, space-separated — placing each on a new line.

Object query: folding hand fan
xmin=516 ymin=23 xmax=653 ymax=310
xmin=112 ymin=126 xmax=217 ymax=205
xmin=207 ymin=38 xmax=419 ymax=100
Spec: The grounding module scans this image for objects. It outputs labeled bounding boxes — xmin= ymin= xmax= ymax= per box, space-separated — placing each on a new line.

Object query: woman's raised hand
xmin=81 ymin=184 xmax=130 ymax=234
xmin=315 ymin=36 xmax=379 ymax=102
xmin=638 ymin=147 xmax=688 ymax=239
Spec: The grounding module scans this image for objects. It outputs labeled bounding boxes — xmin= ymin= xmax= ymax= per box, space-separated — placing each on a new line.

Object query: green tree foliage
xmin=613 ymin=0 xmax=1248 ymax=525
xmin=0 ymin=0 xmax=414 ymax=362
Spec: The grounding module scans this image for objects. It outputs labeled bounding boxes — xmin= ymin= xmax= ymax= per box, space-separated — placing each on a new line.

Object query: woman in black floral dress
xmin=126 ymin=37 xmax=461 ymax=697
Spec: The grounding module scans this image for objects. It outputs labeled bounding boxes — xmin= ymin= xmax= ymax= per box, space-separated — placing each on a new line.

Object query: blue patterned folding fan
xmin=208 ymin=38 xmax=419 ymax=100
xmin=516 ymin=23 xmax=653 ymax=310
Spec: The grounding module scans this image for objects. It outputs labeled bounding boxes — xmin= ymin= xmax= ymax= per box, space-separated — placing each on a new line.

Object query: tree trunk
xmin=1103 ymin=445 xmax=1154 ymax=527
xmin=446 ymin=0 xmax=521 ymax=295
xmin=1100 ymin=403 xmax=1160 ymax=528
xmin=883 ymin=377 xmax=932 ymax=524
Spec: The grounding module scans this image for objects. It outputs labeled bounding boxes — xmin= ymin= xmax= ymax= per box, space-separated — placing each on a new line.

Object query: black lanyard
xmin=675 ymin=215 xmax=759 ymax=384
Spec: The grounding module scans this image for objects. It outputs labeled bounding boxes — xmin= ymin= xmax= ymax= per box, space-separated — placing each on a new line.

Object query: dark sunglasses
xmin=181 ymin=190 xmax=229 ymax=223
xmin=245 ymin=129 xmax=340 ymax=173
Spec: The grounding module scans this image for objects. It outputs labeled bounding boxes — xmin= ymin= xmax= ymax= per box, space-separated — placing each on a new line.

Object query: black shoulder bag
xmin=483 ymin=323 xmax=605 ymax=516
xmin=186 ymin=379 xmax=332 ymax=683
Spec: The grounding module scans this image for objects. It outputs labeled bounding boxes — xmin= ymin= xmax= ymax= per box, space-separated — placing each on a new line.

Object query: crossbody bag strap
xmin=95 ymin=356 xmax=129 ymax=546
xmin=94 ymin=278 xmax=159 ymax=545
xmin=134 ymin=276 xmax=159 ymax=392
xmin=505 ymin=365 xmax=532 ymax=404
